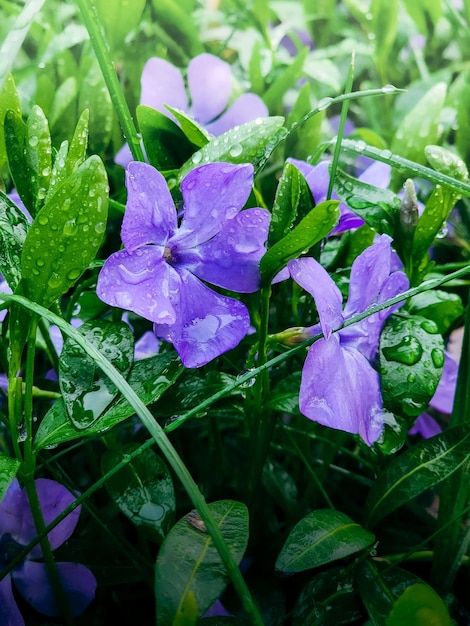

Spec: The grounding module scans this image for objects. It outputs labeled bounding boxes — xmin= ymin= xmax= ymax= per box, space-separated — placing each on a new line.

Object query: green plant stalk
xmin=75 ymin=0 xmax=145 ymax=162
xmin=431 ymin=296 xmax=470 ymax=592
xmin=22 ymin=316 xmax=38 ymax=469
xmin=0 ymin=294 xmax=264 ymax=626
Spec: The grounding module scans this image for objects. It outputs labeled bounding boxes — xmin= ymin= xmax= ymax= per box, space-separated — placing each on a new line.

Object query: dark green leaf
xmin=5 ymin=110 xmax=33 ymax=214
xmin=0 ymin=190 xmax=30 ymax=290
xmin=386 ymin=583 xmax=452 ymax=626
xmin=33 ymin=353 xmax=182 ymax=450
xmin=155 ymin=500 xmax=249 ymax=624
xmin=380 ymin=314 xmax=445 ymax=418
xmin=0 ymin=74 xmax=21 ymax=170
xmin=408 ymin=291 xmax=464 ymax=336
xmin=21 ymin=155 xmax=108 ymax=308
xmin=102 ymin=443 xmax=175 ymax=542
xmin=275 ymin=509 xmax=375 ymax=573
xmin=0 ymin=455 xmax=21 ymax=502
xmin=366 ymin=424 xmax=470 ymax=527
xmin=178 ymin=117 xmax=286 ymax=182
xmin=59 ymin=320 xmax=134 ymax=429
xmin=165 ymin=105 xmax=212 ymax=148
xmin=260 ymin=200 xmax=340 ymax=285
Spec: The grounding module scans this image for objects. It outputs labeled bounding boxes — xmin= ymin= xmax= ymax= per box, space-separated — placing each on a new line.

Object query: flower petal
xmin=174 ymin=163 xmax=254 ymax=247
xmin=299 ymin=336 xmax=385 ymax=445
xmin=409 ymin=413 xmax=442 ymax=438
xmin=343 ymin=234 xmax=393 ymax=317
xmin=154 ymin=270 xmax=250 ymax=368
xmin=184 ymin=207 xmax=270 ymax=292
xmin=0 ymin=575 xmax=24 ymax=626
xmin=122 ymin=162 xmax=177 ymax=251
xmin=288 ymin=257 xmax=343 ymax=340
xmin=0 ymin=478 xmax=25 ymax=537
xmin=97 ymin=247 xmax=177 ymax=325
xmin=140 ymin=57 xmax=188 ymax=117
xmin=13 ymin=560 xmax=96 ymax=618
xmin=187 ymin=54 xmax=232 ymax=125
xmin=205 ymin=93 xmax=268 ymax=135
xmin=430 ymin=351 xmax=458 ymax=414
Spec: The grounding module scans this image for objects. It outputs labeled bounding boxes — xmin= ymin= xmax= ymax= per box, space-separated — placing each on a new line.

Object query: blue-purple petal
xmin=97 ymin=247 xmax=177 ymax=325
xmin=299 ymin=336 xmax=385 ymax=445
xmin=288 ymin=257 xmax=343 ymax=340
xmin=205 ymin=93 xmax=268 ymax=135
xmin=0 ymin=478 xmax=25 ymax=538
xmin=430 ymin=351 xmax=458 ymax=414
xmin=140 ymin=57 xmax=188 ymax=118
xmin=0 ymin=575 xmax=24 ymax=626
xmin=122 ymin=162 xmax=177 ymax=251
xmin=13 ymin=560 xmax=96 ymax=618
xmin=154 ymin=270 xmax=250 ymax=368
xmin=187 ymin=54 xmax=232 ymax=125
xmin=409 ymin=413 xmax=442 ymax=438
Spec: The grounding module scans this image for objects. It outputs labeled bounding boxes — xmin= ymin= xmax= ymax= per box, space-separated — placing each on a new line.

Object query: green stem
xmin=75 ymin=0 xmax=145 ymax=162
xmin=22 ymin=316 xmax=38 ymax=469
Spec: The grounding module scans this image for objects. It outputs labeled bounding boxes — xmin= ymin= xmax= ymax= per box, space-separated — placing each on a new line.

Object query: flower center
xmin=163 ymin=244 xmax=179 ymax=266
xmin=0 ymin=533 xmax=25 ymax=568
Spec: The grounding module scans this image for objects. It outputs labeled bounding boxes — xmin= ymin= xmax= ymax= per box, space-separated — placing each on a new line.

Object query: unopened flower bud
xmin=399 ymin=179 xmax=419 ymax=237
xmin=272 ymin=327 xmax=310 ymax=346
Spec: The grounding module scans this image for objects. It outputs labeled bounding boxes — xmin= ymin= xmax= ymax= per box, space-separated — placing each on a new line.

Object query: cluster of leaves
xmin=1 ymin=0 xmax=470 ymax=625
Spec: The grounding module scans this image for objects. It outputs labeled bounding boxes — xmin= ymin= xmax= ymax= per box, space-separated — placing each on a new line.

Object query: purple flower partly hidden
xmin=0 ymin=478 xmax=96 ymax=625
xmin=116 ymin=53 xmax=268 ymax=167
xmin=97 ymin=161 xmax=270 ymax=368
xmin=288 ymin=234 xmax=409 ymax=445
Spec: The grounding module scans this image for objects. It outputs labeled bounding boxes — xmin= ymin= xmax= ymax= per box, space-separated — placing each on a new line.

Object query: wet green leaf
xmin=165 ymin=105 xmax=212 ymax=148
xmin=387 ymin=583 xmax=452 ymax=626
xmin=34 ymin=353 xmax=183 ymax=450
xmin=380 ymin=314 xmax=445 ymax=418
xmin=178 ymin=116 xmax=286 ymax=182
xmin=59 ymin=320 xmax=134 ymax=429
xmin=21 ymin=154 xmax=108 ymax=308
xmin=0 ymin=74 xmax=21 ymax=170
xmin=275 ymin=509 xmax=375 ymax=573
xmin=366 ymin=424 xmax=470 ymax=527
xmin=155 ymin=500 xmax=249 ymax=624
xmin=78 ymin=57 xmax=113 ymax=153
xmin=408 ymin=290 xmax=464 ymax=336
xmin=261 ymin=200 xmax=340 ymax=285
xmin=286 ymin=83 xmax=324 ymax=162
xmin=102 ymin=443 xmax=175 ymax=542
xmin=0 ymin=190 xmax=30 ymax=290
xmin=0 ymin=455 xmax=21 ymax=502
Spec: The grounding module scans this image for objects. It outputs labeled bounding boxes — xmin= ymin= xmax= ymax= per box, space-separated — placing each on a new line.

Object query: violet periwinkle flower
xmin=0 ymin=478 xmax=96 ymax=624
xmin=288 ymin=234 xmax=409 ymax=445
xmin=97 ymin=161 xmax=270 ymax=368
xmin=116 ymin=53 xmax=268 ymax=167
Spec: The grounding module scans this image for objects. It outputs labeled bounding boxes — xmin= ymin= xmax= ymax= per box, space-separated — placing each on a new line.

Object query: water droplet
xmin=317 ymin=97 xmax=333 ymax=111
xmin=431 ymin=348 xmax=444 ymax=368
xmin=37 ymin=214 xmax=49 ymax=225
xmin=67 ymin=269 xmax=81 ymax=281
xmin=236 ymin=369 xmax=256 ymax=388
xmin=381 ymin=84 xmax=396 ymax=94
xmin=28 ymin=136 xmax=39 ymax=147
xmin=229 ymin=144 xmax=243 ymax=158
xmin=421 ymin=319 xmax=439 ymax=334
xmin=382 ymin=335 xmax=423 ymax=365
xmin=36 ymin=259 xmax=45 ymax=267
xmin=41 ymin=167 xmax=50 ymax=177
xmin=191 ymin=152 xmax=202 ymax=164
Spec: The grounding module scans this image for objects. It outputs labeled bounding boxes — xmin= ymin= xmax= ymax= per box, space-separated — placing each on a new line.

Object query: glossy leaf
xmin=408 ymin=290 xmax=464 ymax=336
xmin=387 ymin=583 xmax=452 ymax=626
xmin=0 ymin=190 xmax=30 ymax=290
xmin=177 ymin=116 xmax=286 ymax=182
xmin=0 ymin=74 xmax=21 ymax=169
xmin=286 ymin=83 xmax=324 ymax=162
xmin=165 ymin=105 xmax=212 ymax=148
xmin=0 ymin=455 xmax=21 ymax=502
xmin=102 ymin=443 xmax=175 ymax=542
xmin=268 ymin=160 xmax=314 ymax=246
xmin=333 ymin=167 xmax=399 ymax=236
xmin=155 ymin=500 xmax=249 ymax=624
xmin=34 ymin=353 xmax=183 ymax=450
xmin=380 ymin=314 xmax=445 ymax=418
xmin=260 ymin=200 xmax=340 ymax=285
xmin=21 ymin=154 xmax=108 ymax=308
xmin=366 ymin=424 xmax=470 ymax=527
xmin=59 ymin=320 xmax=134 ymax=429
xmin=275 ymin=509 xmax=375 ymax=573
xmin=137 ymin=105 xmax=194 ymax=172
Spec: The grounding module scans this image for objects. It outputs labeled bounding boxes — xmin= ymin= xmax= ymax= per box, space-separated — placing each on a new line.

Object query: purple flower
xmin=97 ymin=161 xmax=270 ymax=368
xmin=288 ymin=234 xmax=409 ymax=445
xmin=0 ymin=478 xmax=96 ymax=624
xmin=116 ymin=54 xmax=268 ymax=167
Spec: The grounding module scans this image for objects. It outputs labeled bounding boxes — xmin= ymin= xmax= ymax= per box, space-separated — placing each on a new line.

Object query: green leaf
xmin=386 ymin=583 xmax=452 ymax=626
xmin=0 ymin=455 xmax=21 ymax=502
xmin=333 ymin=167 xmax=400 ymax=236
xmin=177 ymin=116 xmax=286 ymax=182
xmin=102 ymin=443 xmax=175 ymax=542
xmin=401 ymin=0 xmax=443 ymax=34
xmin=78 ymin=57 xmax=113 ymax=153
xmin=425 ymin=145 xmax=469 ymax=182
xmin=34 ymin=353 xmax=183 ymax=450
xmin=165 ymin=105 xmax=212 ymax=148
xmin=408 ymin=290 xmax=464 ymax=336
xmin=263 ymin=48 xmax=308 ymax=113
xmin=260 ymin=199 xmax=340 ymax=285
xmin=66 ymin=109 xmax=90 ymax=176
xmin=286 ymin=83 xmax=324 ymax=161
xmin=59 ymin=321 xmax=134 ymax=429
xmin=0 ymin=74 xmax=21 ymax=170
xmin=379 ymin=314 xmax=445 ymax=418
xmin=366 ymin=424 xmax=470 ymax=527
xmin=0 ymin=190 xmax=30 ymax=291
xmin=155 ymin=500 xmax=249 ymax=624
xmin=137 ymin=105 xmax=194 ymax=172
xmin=21 ymin=155 xmax=108 ymax=308
xmin=371 ymin=0 xmax=399 ymax=70
xmin=94 ymin=0 xmax=146 ymax=49
xmin=49 ymin=77 xmax=78 ymax=129
xmin=268 ymin=161 xmax=314 ymax=246
xmin=151 ymin=0 xmax=204 ymax=58
xmin=275 ymin=509 xmax=375 ymax=573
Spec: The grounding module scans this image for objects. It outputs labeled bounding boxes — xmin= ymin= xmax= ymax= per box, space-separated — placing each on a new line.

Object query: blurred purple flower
xmin=0 ymin=478 xmax=96 ymax=624
xmin=116 ymin=53 xmax=268 ymax=167
xmin=288 ymin=234 xmax=409 ymax=445
xmin=97 ymin=161 xmax=270 ymax=368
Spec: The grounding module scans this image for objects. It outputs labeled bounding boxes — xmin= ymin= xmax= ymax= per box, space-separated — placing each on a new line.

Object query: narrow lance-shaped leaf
xmin=366 ymin=424 xmax=470 ymax=527
xmin=25 ymin=105 xmax=52 ymax=215
xmin=0 ymin=456 xmax=21 ymax=502
xmin=0 ymin=191 xmax=30 ymax=290
xmin=0 ymin=74 xmax=21 ymax=169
